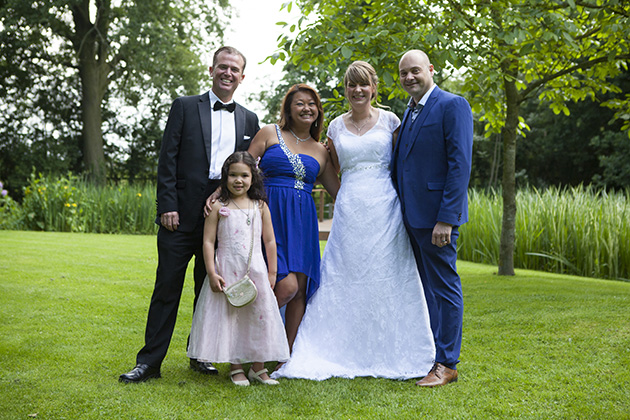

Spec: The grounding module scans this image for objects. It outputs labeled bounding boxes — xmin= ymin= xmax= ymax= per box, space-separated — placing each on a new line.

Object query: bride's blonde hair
xmin=343 ymin=61 xmax=380 ymax=103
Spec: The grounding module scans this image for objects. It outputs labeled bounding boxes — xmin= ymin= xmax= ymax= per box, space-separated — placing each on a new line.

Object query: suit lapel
xmin=401 ymin=87 xmax=440 ymax=160
xmin=234 ymin=103 xmax=245 ymax=151
xmin=392 ymin=107 xmax=412 ymax=168
xmin=198 ymin=92 xmax=212 ymax=164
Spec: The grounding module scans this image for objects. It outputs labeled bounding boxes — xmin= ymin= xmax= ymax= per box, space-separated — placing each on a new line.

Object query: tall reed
xmin=459 ymin=186 xmax=630 ymax=281
xmin=80 ymin=182 xmax=157 ymax=234
xmin=18 ymin=172 xmax=86 ymax=232
xmin=2 ymin=173 xmax=158 ymax=235
xmin=2 ymin=174 xmax=628 ymax=281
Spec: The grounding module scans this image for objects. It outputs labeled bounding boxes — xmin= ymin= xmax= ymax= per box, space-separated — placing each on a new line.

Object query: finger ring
xmin=442 ymin=240 xmax=447 ymax=243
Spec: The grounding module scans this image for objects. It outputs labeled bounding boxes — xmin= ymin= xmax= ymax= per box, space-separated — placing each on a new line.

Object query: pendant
xmin=246 ymin=217 xmax=251 ymax=226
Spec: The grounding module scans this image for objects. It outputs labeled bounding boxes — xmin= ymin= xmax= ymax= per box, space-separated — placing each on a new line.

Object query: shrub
xmin=19 ymin=172 xmax=85 ymax=232
xmin=1 ymin=172 xmax=158 ymax=234
xmin=0 ymin=180 xmax=22 ymax=230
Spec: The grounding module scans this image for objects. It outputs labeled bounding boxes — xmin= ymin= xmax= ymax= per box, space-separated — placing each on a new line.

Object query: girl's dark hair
xmin=218 ymin=151 xmax=267 ymax=203
xmin=278 ymin=84 xmax=324 ymax=141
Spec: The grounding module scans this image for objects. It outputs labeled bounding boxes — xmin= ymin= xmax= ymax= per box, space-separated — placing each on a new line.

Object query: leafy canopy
xmin=273 ymin=0 xmax=629 ymax=135
xmin=0 ymin=0 xmax=231 ymax=187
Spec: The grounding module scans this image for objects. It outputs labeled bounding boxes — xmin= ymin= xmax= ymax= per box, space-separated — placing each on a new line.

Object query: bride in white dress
xmin=273 ymin=61 xmax=435 ymax=380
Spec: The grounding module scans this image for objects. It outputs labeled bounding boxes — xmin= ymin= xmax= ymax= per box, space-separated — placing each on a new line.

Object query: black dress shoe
xmin=190 ymin=359 xmax=219 ymax=375
xmin=119 ymin=363 xmax=161 ymax=383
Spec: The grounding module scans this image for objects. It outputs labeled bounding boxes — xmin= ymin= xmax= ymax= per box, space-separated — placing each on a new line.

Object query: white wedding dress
xmin=273 ymin=110 xmax=435 ymax=380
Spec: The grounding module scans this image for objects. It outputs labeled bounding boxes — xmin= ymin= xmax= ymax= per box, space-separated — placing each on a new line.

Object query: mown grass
xmin=1 ymin=231 xmax=629 ymax=419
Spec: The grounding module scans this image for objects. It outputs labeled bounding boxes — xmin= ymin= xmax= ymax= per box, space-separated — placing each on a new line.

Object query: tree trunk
xmin=488 ymin=133 xmax=501 ymax=189
xmin=80 ymin=62 xmax=106 ymax=183
xmin=72 ymin=0 xmax=111 ymax=184
xmin=498 ymin=68 xmax=520 ymax=276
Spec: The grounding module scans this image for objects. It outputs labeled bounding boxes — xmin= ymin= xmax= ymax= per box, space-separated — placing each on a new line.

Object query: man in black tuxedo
xmin=120 ymin=46 xmax=260 ymax=383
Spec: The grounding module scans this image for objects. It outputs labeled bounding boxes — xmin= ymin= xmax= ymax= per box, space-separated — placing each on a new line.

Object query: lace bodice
xmin=327 ymin=110 xmax=400 ymax=174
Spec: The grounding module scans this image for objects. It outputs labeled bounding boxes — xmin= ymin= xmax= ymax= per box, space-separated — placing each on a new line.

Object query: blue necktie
xmin=410 ymin=103 xmax=424 ymax=123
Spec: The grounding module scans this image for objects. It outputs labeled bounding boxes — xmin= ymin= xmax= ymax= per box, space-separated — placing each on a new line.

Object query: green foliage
xmin=3 ymin=173 xmax=629 ymax=281
xmin=273 ymin=0 xmax=630 ymax=274
xmin=266 ymin=0 xmax=424 ymax=124
xmin=0 ymin=0 xmax=231 ymax=183
xmin=590 ymin=130 xmax=630 ymax=189
xmin=1 ymin=231 xmax=629 ymax=419
xmin=451 ymin=1 xmax=629 ymax=138
xmin=460 ymin=186 xmax=630 ymax=281
xmin=252 ymin=61 xmax=342 ymax=129
xmin=516 ymin=72 xmax=630 ymax=190
xmin=0 ymin=173 xmax=332 ymax=234
xmin=79 ymin=181 xmax=158 ymax=234
xmin=19 ymin=172 xmax=86 ymax=232
xmin=0 ymin=180 xmax=20 ymax=230
xmin=278 ymin=0 xmax=629 ymax=130
xmin=1 ymin=172 xmax=158 ymax=234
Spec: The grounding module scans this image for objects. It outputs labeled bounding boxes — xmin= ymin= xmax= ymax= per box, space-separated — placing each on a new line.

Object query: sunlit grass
xmin=1 ymin=231 xmax=629 ymax=419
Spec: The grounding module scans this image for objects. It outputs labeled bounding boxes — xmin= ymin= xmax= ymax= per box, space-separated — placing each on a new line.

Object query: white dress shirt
xmin=408 ymin=84 xmax=437 ymax=122
xmin=208 ymin=90 xmax=236 ymax=179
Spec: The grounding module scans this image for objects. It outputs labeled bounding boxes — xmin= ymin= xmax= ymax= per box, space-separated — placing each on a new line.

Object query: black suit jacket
xmin=156 ymin=91 xmax=260 ymax=232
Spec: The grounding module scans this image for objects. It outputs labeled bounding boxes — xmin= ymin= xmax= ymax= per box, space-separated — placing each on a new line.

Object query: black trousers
xmin=136 ymin=180 xmax=220 ymax=368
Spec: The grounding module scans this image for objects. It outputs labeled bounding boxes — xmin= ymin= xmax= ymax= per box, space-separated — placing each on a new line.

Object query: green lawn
xmin=1 ymin=230 xmax=628 ymax=419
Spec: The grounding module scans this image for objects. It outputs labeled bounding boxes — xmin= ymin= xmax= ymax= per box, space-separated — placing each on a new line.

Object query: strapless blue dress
xmin=259 ymin=125 xmax=321 ymax=300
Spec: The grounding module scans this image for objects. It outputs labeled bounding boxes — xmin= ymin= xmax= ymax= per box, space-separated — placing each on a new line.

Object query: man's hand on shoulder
xmin=204 ymin=188 xmax=222 ymax=217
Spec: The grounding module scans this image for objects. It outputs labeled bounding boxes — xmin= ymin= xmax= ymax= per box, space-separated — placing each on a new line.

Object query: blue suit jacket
xmin=391 ymin=86 xmax=473 ymax=229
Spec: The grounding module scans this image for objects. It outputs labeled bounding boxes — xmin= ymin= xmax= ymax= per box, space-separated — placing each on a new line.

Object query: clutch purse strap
xmin=244 ymin=203 xmax=255 ymax=276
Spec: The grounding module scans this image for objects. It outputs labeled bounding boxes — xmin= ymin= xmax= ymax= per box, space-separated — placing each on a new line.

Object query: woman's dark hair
xmin=278 ymin=84 xmax=324 ymax=141
xmin=218 ymin=151 xmax=267 ymax=203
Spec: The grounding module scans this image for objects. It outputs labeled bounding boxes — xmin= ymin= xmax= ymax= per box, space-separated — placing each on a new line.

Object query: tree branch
xmin=520 ymin=53 xmax=630 ymax=101
xmin=574 ymin=1 xmax=630 ymax=17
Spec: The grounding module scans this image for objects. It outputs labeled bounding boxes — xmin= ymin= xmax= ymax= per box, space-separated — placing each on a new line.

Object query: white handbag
xmin=223 ymin=215 xmax=258 ymax=307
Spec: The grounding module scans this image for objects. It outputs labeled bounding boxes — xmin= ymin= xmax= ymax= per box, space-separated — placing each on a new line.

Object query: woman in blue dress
xmin=247 ymin=84 xmax=339 ymax=353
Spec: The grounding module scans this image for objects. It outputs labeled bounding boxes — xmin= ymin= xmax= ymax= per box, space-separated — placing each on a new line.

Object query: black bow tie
xmin=213 ymin=101 xmax=236 ymax=112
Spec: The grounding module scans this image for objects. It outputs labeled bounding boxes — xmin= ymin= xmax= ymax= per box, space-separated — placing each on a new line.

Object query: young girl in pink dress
xmin=187 ymin=151 xmax=289 ymax=386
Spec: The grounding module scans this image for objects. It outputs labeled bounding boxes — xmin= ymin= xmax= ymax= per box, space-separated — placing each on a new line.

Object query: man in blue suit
xmin=392 ymin=50 xmax=473 ymax=387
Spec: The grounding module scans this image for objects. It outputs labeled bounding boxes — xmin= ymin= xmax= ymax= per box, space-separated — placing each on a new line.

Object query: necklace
xmin=349 ymin=110 xmax=372 ymax=135
xmin=289 ymin=128 xmax=311 ymax=145
xmin=232 ymin=199 xmax=251 ymax=225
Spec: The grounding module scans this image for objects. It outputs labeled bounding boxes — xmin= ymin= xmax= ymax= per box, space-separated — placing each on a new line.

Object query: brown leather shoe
xmin=415 ymin=363 xmax=458 ymax=387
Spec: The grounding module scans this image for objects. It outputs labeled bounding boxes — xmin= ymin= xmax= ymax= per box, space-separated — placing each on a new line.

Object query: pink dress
xmin=187 ymin=203 xmax=290 ymax=363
